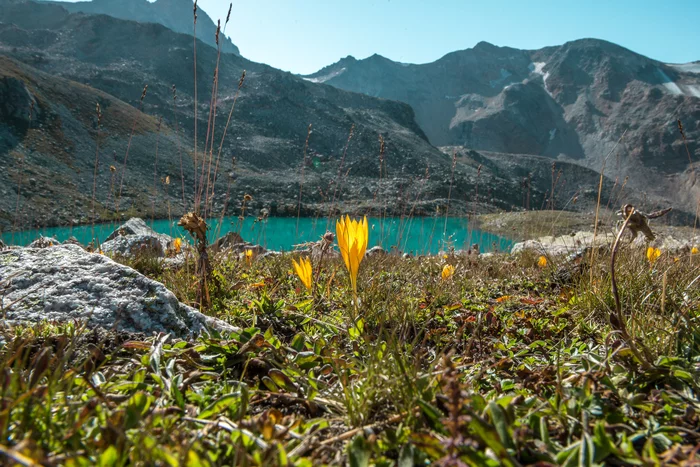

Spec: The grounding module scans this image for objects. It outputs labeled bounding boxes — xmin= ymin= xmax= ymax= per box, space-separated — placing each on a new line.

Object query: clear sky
xmin=58 ymin=0 xmax=700 ymax=74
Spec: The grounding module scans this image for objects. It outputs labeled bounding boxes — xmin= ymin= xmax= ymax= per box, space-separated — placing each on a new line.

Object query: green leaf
xmin=199 ymin=393 xmax=241 ymax=420
xmin=579 ymin=432 xmax=594 ymax=467
xmin=269 ymin=369 xmax=295 ymax=391
xmin=348 ymin=435 xmax=370 ymax=467
xmin=98 ymin=446 xmax=119 ymax=467
xmin=469 ymin=415 xmax=511 ymax=466
xmin=417 ymin=399 xmax=443 ymax=428
xmin=149 ymin=333 xmax=169 ymax=376
xmin=398 ymin=444 xmax=416 ymax=467
xmin=291 ymin=333 xmax=306 ymax=352
xmin=593 ymin=421 xmax=614 ymax=462
xmin=125 ymin=392 xmax=153 ymax=430
xmin=488 ymin=401 xmax=515 ymax=450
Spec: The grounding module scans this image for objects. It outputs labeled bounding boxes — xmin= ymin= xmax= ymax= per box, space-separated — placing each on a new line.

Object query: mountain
xmin=0 ymin=54 xmax=184 ymax=229
xmin=40 ymin=0 xmax=240 ymax=55
xmin=2 ymin=0 xmax=505 ymax=231
xmin=305 ymin=40 xmax=700 ymax=216
xmin=0 ymin=1 xmax=650 ymax=233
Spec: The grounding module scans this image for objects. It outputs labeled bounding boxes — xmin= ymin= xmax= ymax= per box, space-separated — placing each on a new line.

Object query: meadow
xmin=2 ymin=212 xmax=700 ymax=465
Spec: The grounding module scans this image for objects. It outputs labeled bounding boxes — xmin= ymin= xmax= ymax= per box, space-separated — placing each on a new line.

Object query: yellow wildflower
xmin=245 ymin=249 xmax=253 ymax=266
xmin=292 ymin=257 xmax=313 ymax=290
xmin=537 ymin=256 xmax=547 ymax=268
xmin=646 ymin=247 xmax=661 ymax=263
xmin=336 ymin=215 xmax=368 ymax=296
xmin=441 ymin=264 xmax=455 ymax=280
xmin=692 ymin=246 xmax=699 ymax=255
xmin=173 ymin=238 xmax=182 ymax=254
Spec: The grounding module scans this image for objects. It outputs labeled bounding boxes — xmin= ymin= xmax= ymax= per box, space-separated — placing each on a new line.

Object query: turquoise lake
xmin=1 ymin=216 xmax=512 ymax=255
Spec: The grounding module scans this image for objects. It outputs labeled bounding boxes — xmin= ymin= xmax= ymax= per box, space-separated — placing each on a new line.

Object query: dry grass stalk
xmin=326 ymin=125 xmax=355 ymax=227
xmin=296 ymin=124 xmax=313 ymax=239
xmin=589 ymin=129 xmax=627 ymax=284
xmin=610 ymin=205 xmax=653 ymax=369
xmin=171 ymin=85 xmax=187 ymax=211
xmin=206 ymin=70 xmax=246 ymax=218
xmin=443 ymin=149 xmax=457 ymax=236
xmin=116 ymin=85 xmax=148 ymax=214
xmin=12 ymin=101 xmax=34 ymax=240
xmin=178 ymin=212 xmax=211 ymax=309
xmin=90 ymin=102 xmax=103 ymax=243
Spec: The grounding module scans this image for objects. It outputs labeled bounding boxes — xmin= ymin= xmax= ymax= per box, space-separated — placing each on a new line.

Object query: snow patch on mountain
xmin=687 ymin=85 xmax=700 ymax=98
xmin=656 ymin=68 xmax=683 ymax=96
xmin=529 ymin=62 xmax=552 ymax=97
xmin=304 ymin=68 xmax=347 ymax=83
xmin=668 ymin=63 xmax=700 ymax=74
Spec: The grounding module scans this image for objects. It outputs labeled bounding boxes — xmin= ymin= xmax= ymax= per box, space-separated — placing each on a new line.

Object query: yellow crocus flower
xmin=245 ymin=249 xmax=253 ymax=266
xmin=537 ymin=256 xmax=548 ymax=268
xmin=336 ymin=215 xmax=368 ymax=296
xmin=441 ymin=264 xmax=455 ymax=280
xmin=292 ymin=257 xmax=313 ymax=291
xmin=646 ymin=247 xmax=661 ymax=263
xmin=692 ymin=246 xmax=699 ymax=255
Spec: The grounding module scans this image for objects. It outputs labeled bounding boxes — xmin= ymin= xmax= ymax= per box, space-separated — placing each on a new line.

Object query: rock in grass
xmin=210 ymin=231 xmax=245 ymax=253
xmin=102 ymin=218 xmax=173 ymax=258
xmin=511 ymin=231 xmax=615 ymax=256
xmin=28 ymin=236 xmax=60 ymax=248
xmin=0 ymin=244 xmax=237 ymax=338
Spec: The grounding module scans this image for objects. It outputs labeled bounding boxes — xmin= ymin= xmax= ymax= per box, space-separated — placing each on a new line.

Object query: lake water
xmin=1 ymin=216 xmax=512 ymax=255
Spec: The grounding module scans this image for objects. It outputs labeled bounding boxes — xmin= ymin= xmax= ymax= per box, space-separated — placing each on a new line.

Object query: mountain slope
xmin=0 ymin=0 xmax=482 ymax=231
xmin=306 ymin=40 xmax=700 ymax=216
xmin=0 ymin=55 xmax=187 ymax=230
xmin=40 ymin=0 xmax=240 ymax=55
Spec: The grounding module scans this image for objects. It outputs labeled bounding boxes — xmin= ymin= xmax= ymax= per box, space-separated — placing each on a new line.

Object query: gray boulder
xmin=511 ymin=231 xmax=614 ymax=256
xmin=0 ymin=244 xmax=237 ymax=338
xmin=210 ymin=231 xmax=245 ymax=253
xmin=102 ymin=218 xmax=173 ymax=258
xmin=366 ymin=246 xmax=387 ymax=257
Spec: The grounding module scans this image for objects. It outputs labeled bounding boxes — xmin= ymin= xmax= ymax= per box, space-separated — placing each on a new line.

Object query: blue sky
xmin=59 ymin=0 xmax=700 ymax=74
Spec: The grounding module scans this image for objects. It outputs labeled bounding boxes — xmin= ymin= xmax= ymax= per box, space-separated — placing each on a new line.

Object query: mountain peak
xmin=40 ymin=0 xmax=240 ymax=55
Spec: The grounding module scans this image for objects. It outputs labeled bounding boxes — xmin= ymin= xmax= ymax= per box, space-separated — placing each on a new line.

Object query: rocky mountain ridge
xmin=39 ymin=0 xmax=240 ymax=55
xmin=305 ymin=40 xmax=700 ymax=216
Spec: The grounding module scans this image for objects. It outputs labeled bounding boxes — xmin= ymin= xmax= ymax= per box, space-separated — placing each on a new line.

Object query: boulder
xmin=649 ymin=235 xmax=700 ymax=254
xmin=0 ymin=244 xmax=237 ymax=338
xmin=101 ymin=234 xmax=165 ymax=258
xmin=28 ymin=236 xmax=60 ymax=248
xmin=210 ymin=231 xmax=245 ymax=253
xmin=511 ymin=231 xmax=615 ymax=256
xmin=102 ymin=218 xmax=173 ymax=258
xmin=366 ymin=246 xmax=387 ymax=257
xmin=63 ymin=236 xmax=83 ymax=247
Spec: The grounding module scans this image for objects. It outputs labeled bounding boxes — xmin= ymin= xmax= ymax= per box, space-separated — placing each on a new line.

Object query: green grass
xmin=2 ymin=242 xmax=699 ymax=466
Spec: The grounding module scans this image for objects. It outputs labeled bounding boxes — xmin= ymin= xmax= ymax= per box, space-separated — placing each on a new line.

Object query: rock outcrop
xmin=0 ymin=244 xmax=236 ymax=338
xmin=511 ymin=231 xmax=615 ymax=256
xmin=101 ymin=218 xmax=174 ymax=258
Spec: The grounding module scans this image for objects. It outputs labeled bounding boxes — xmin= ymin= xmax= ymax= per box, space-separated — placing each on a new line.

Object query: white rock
xmin=0 ymin=244 xmax=237 ymax=338
xmin=511 ymin=231 xmax=615 ymax=256
xmin=101 ymin=218 xmax=174 ymax=258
